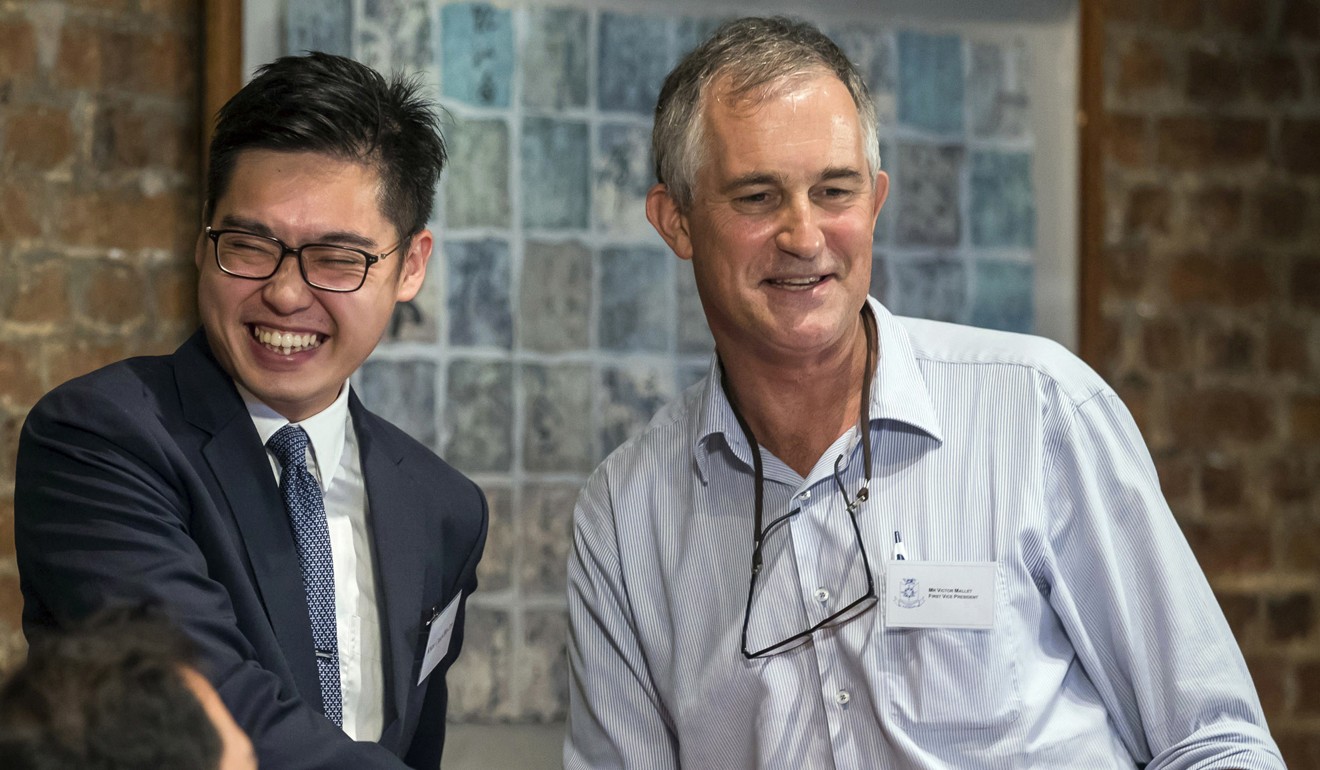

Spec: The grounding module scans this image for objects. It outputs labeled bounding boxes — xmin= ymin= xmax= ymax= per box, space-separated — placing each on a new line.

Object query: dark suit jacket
xmin=15 ymin=330 xmax=487 ymax=769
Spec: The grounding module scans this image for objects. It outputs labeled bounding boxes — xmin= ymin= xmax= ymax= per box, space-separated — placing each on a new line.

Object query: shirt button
xmin=835 ymin=689 xmax=851 ymax=705
xmin=813 ymin=588 xmax=830 ymax=603
xmin=800 ymin=490 xmax=812 ymax=500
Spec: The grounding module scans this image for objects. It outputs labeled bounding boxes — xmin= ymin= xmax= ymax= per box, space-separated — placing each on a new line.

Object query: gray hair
xmin=652 ymin=16 xmax=882 ymax=211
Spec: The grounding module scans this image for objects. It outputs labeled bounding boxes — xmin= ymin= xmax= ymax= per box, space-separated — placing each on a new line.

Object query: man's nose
xmin=261 ymin=252 xmax=314 ymax=310
xmin=775 ymin=197 xmax=824 ymax=258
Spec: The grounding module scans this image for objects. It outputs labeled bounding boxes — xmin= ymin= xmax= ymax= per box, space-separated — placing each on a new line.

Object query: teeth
xmin=252 ymin=325 xmax=322 ymax=355
xmin=773 ymin=276 xmax=823 ymax=286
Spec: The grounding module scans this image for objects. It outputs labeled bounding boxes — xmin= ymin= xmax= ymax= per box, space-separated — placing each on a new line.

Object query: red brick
xmin=83 ymin=263 xmax=145 ymax=326
xmin=0 ymin=341 xmax=43 ymax=409
xmin=1247 ymin=52 xmax=1303 ymax=101
xmin=1186 ymin=47 xmax=1243 ymax=104
xmin=1299 ymin=659 xmax=1320 ymax=715
xmin=1105 ymin=113 xmax=1147 ymax=168
xmin=44 ymin=339 xmax=130 ymax=389
xmin=55 ymin=23 xmax=195 ymax=98
xmin=1191 ymin=186 xmax=1242 ymax=238
xmin=0 ymin=17 xmax=37 ymax=80
xmin=1157 ymin=0 xmax=1204 ymax=30
xmin=1115 ymin=38 xmax=1171 ymax=96
xmin=1142 ymin=316 xmax=1187 ymax=370
xmin=1281 ymin=520 xmax=1320 ymax=571
xmin=1265 ymin=593 xmax=1313 ymax=641
xmin=1275 ymin=731 xmax=1320 ymax=770
xmin=1282 ymin=0 xmax=1320 ymax=40
xmin=1104 ymin=243 xmax=1149 ymax=297
xmin=1291 ymin=259 xmax=1320 ymax=310
xmin=0 ymin=181 xmax=41 ymax=239
xmin=0 ymin=496 xmax=12 ymax=558
xmin=1271 ymin=456 xmax=1313 ymax=504
xmin=1109 ymin=0 xmax=1148 ymax=22
xmin=1114 ymin=374 xmax=1152 ymax=436
xmin=1213 ymin=590 xmax=1259 ymax=641
xmin=1292 ymin=395 xmax=1320 ymax=441
xmin=57 ymin=187 xmax=189 ymax=251
xmin=1155 ymin=453 xmax=1195 ymax=505
xmin=152 ymin=264 xmax=196 ymax=325
xmin=1202 ymin=324 xmax=1257 ymax=372
xmin=1245 ymin=655 xmax=1287 ymax=714
xmin=1168 ymin=253 xmax=1223 ymax=304
xmin=1267 ymin=321 xmax=1310 ymax=375
xmin=2 ymin=105 xmax=75 ymax=172
xmin=1156 ymin=116 xmax=1268 ymax=169
xmin=8 ymin=261 xmax=70 ymax=324
xmin=1216 ymin=0 xmax=1270 ymax=36
xmin=0 ymin=411 xmax=19 ymax=483
xmin=1170 ymin=388 xmax=1275 ymax=446
xmin=1254 ymin=184 xmax=1309 ymax=242
xmin=1201 ymin=459 xmax=1245 ymax=509
xmin=1182 ymin=520 xmax=1271 ymax=575
xmin=1124 ymin=185 xmax=1171 ymax=235
xmin=0 ymin=574 xmax=18 ymax=635
xmin=1223 ymin=254 xmax=1272 ymax=307
xmin=1280 ymin=120 xmax=1320 ymax=175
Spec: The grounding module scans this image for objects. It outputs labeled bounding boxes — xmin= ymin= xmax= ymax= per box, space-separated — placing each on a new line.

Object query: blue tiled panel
xmin=971 ymin=260 xmax=1033 ymax=333
xmin=968 ymin=41 xmax=1030 ymax=139
xmin=598 ymin=365 xmax=675 ymax=461
xmin=897 ymin=31 xmax=964 ymax=134
xmin=522 ymin=8 xmax=589 ymax=109
xmin=594 ymin=122 xmax=653 ymax=238
xmin=522 ymin=118 xmax=589 ymax=229
xmin=445 ymin=117 xmax=511 ymax=228
xmin=970 ymin=151 xmax=1035 ymax=249
xmin=676 ymin=16 xmax=730 ymax=58
xmin=896 ymin=142 xmax=963 ymax=248
xmin=384 ymin=283 xmax=438 ymax=343
xmin=446 ymin=238 xmax=512 ymax=348
xmin=444 ymin=359 xmax=513 ymax=472
xmin=357 ymin=359 xmax=437 ymax=450
xmin=599 ymin=246 xmax=672 ymax=352
xmin=889 ymin=255 xmax=967 ymax=324
xmin=519 ymin=240 xmax=592 ymax=353
xmin=874 ymin=140 xmax=894 ymax=244
xmin=598 ymin=13 xmax=674 ymax=114
xmin=675 ymin=260 xmax=711 ymax=355
xmin=441 ymin=3 xmax=513 ymax=107
xmin=829 ymin=25 xmax=897 ymax=126
xmin=522 ymin=364 xmax=594 ymax=473
xmin=869 ymin=246 xmax=889 ymax=302
xmin=358 ymin=0 xmax=432 ymax=74
xmin=286 ymin=0 xmax=351 ymax=56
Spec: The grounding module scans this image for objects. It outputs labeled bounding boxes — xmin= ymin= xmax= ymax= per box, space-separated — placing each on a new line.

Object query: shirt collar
xmin=692 ymin=296 xmax=944 ymax=483
xmin=239 ymin=381 xmax=352 ymax=492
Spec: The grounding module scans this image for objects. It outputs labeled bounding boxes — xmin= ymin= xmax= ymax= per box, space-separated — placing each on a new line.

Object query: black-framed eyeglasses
xmin=728 ymin=304 xmax=880 ymax=660
xmin=205 ymin=227 xmax=406 ymax=293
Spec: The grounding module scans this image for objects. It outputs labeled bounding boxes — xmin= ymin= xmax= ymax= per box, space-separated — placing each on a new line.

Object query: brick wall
xmin=1094 ymin=0 xmax=1320 ymax=763
xmin=0 ymin=0 xmax=200 ymax=667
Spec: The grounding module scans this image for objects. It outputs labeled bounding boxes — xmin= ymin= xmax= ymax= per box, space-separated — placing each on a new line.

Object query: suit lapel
xmin=352 ymin=393 xmax=427 ymax=732
xmin=175 ymin=332 xmax=323 ymax=712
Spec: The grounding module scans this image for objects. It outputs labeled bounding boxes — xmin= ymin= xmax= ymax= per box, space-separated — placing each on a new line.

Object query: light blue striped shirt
xmin=566 ymin=298 xmax=1283 ymax=769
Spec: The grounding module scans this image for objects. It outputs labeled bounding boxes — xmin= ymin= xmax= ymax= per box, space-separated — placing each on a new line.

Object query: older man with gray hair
xmin=565 ymin=16 xmax=1282 ymax=770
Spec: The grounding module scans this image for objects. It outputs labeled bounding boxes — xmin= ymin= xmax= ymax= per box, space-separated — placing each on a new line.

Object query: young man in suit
xmin=15 ymin=52 xmax=487 ymax=769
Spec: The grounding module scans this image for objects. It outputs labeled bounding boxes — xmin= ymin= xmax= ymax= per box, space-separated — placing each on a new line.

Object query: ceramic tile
xmin=968 ymin=40 xmax=1030 ymax=139
xmin=599 ymin=246 xmax=671 ymax=352
xmin=441 ymin=3 xmax=514 ymax=107
xmin=518 ymin=482 xmax=580 ymax=595
xmin=896 ymin=142 xmax=963 ymax=248
xmin=446 ymin=607 xmax=514 ymax=719
xmin=594 ymin=122 xmax=653 ymax=238
xmin=286 ymin=0 xmax=352 ymax=56
xmin=889 ymin=255 xmax=968 ymax=324
xmin=970 ymin=150 xmax=1035 ymax=248
xmin=598 ymin=12 xmax=674 ymax=114
xmin=521 ymin=118 xmax=590 ymax=229
xmin=518 ymin=610 xmax=570 ymax=721
xmin=829 ymin=24 xmax=897 ymax=126
xmin=356 ymin=359 xmax=437 ymax=450
xmin=522 ymin=363 xmax=594 ymax=473
xmin=897 ymin=31 xmax=964 ymax=134
xmin=522 ymin=7 xmax=589 ymax=109
xmin=444 ymin=117 xmax=510 ymax=229
xmin=675 ymin=259 xmax=711 ymax=355
xmin=358 ymin=0 xmax=432 ymax=75
xmin=446 ymin=238 xmax=512 ymax=348
xmin=444 ymin=359 xmax=513 ymax=473
xmin=519 ymin=239 xmax=592 ymax=353
xmin=971 ymin=259 xmax=1034 ymax=333
xmin=475 ymin=484 xmax=513 ymax=592
xmin=598 ymin=364 xmax=675 ymax=460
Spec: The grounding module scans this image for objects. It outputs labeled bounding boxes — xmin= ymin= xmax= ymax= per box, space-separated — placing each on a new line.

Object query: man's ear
xmin=645 ymin=184 xmax=694 ymax=261
xmin=394 ymin=229 xmax=432 ymax=302
xmin=871 ymin=170 xmax=890 ymax=227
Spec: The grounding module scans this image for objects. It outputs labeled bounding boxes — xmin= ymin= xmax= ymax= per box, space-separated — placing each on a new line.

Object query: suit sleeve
xmin=1041 ymin=391 xmax=1285 ymax=769
xmin=564 ymin=465 xmax=679 ymax=770
xmin=14 ymin=385 xmax=412 ymax=770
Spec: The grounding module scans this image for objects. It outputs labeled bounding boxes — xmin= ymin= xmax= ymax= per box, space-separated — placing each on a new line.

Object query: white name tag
xmin=418 ymin=592 xmax=462 ymax=685
xmin=885 ymin=561 xmax=997 ymax=629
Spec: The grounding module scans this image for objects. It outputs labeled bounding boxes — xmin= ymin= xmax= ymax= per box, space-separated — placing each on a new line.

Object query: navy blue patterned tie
xmin=267 ymin=424 xmax=343 ymax=726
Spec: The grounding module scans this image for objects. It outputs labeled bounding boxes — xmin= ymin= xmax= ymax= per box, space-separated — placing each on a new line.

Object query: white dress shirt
xmin=565 ymin=297 xmax=1283 ymax=770
xmin=242 ymin=382 xmax=385 ymax=741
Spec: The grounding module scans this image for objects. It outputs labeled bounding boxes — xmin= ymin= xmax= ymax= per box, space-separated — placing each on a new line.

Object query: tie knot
xmin=267 ymin=424 xmax=310 ymax=468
